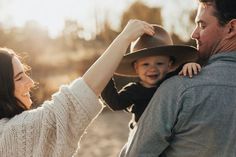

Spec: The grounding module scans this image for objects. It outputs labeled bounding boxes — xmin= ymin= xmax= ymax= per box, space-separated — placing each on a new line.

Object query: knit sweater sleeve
xmin=0 ymin=78 xmax=103 ymax=157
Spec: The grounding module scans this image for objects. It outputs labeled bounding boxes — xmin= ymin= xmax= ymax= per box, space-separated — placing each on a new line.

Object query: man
xmin=120 ymin=0 xmax=236 ymax=156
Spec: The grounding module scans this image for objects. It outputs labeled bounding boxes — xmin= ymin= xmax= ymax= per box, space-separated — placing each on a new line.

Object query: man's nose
xmin=191 ymin=27 xmax=199 ymax=40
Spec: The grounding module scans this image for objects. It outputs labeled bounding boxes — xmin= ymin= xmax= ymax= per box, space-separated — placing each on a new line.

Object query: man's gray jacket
xmin=121 ymin=52 xmax=236 ymax=157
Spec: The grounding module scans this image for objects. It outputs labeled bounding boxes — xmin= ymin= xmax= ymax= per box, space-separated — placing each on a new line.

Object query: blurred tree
xmin=171 ymin=33 xmax=185 ymax=44
xmin=95 ymin=17 xmax=119 ymax=44
xmin=0 ymin=25 xmax=10 ymax=46
xmin=185 ymin=9 xmax=197 ymax=46
xmin=120 ymin=1 xmax=163 ymax=29
xmin=95 ymin=1 xmax=163 ymax=44
xmin=0 ymin=20 xmax=50 ymax=63
xmin=21 ymin=21 xmax=49 ymax=52
xmin=62 ymin=20 xmax=84 ymax=51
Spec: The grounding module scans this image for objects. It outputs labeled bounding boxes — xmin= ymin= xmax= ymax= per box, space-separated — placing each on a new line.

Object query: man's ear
xmin=225 ymin=19 xmax=236 ymax=39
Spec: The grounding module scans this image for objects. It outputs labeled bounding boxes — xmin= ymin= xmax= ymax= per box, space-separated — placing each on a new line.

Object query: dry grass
xmin=75 ymin=110 xmax=131 ymax=157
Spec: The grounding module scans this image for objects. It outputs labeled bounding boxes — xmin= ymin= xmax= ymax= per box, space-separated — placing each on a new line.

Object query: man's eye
xmin=199 ymin=23 xmax=206 ymax=29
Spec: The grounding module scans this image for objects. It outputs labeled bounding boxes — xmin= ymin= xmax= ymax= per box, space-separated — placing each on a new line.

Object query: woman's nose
xmin=26 ymin=75 xmax=35 ymax=88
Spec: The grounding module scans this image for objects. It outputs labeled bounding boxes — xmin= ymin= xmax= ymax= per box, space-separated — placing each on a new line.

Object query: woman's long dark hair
xmin=0 ymin=48 xmax=28 ymax=119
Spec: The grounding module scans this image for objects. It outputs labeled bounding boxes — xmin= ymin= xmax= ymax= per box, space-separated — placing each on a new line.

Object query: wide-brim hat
xmin=115 ymin=25 xmax=198 ymax=77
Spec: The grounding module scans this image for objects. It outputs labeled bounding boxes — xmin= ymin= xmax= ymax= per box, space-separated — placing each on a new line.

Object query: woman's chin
xmin=22 ymin=98 xmax=33 ymax=109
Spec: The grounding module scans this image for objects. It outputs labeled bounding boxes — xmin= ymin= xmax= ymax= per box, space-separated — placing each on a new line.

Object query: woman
xmin=0 ymin=20 xmax=154 ymax=157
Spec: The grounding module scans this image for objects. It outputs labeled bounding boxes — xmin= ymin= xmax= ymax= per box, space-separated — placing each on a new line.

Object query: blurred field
xmin=75 ymin=110 xmax=131 ymax=157
xmin=0 ymin=1 xmax=196 ymax=107
xmin=0 ymin=1 xmax=198 ymax=157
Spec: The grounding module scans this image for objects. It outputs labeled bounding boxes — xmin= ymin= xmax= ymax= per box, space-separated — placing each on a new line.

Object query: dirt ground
xmin=75 ymin=110 xmax=131 ymax=157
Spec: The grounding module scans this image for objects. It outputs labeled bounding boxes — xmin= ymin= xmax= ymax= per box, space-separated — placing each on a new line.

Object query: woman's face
xmin=12 ymin=56 xmax=34 ymax=109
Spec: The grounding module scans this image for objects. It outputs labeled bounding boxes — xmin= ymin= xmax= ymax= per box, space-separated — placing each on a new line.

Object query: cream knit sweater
xmin=0 ymin=78 xmax=103 ymax=157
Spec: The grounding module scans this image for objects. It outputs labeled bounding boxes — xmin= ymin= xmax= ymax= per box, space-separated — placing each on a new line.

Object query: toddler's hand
xmin=179 ymin=62 xmax=201 ymax=78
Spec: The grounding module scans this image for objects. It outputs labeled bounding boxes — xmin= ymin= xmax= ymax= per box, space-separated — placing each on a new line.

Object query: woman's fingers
xmin=120 ymin=19 xmax=154 ymax=43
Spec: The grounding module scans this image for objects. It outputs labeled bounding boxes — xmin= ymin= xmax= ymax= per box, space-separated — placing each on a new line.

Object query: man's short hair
xmin=199 ymin=0 xmax=236 ymax=26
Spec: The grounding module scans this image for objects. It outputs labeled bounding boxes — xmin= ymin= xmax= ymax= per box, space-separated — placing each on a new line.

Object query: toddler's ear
xmin=168 ymin=67 xmax=176 ymax=72
xmin=168 ymin=60 xmax=175 ymax=72
xmin=133 ymin=62 xmax=138 ymax=74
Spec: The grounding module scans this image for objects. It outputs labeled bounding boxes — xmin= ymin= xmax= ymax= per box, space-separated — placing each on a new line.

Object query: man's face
xmin=191 ymin=4 xmax=227 ymax=59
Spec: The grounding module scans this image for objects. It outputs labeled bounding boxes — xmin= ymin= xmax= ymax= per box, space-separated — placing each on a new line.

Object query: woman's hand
xmin=118 ymin=19 xmax=155 ymax=44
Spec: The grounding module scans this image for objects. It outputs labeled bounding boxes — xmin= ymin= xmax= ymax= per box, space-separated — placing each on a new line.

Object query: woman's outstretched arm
xmin=82 ymin=20 xmax=154 ymax=95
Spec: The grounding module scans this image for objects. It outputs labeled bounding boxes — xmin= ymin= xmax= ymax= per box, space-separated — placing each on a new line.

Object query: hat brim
xmin=115 ymin=45 xmax=198 ymax=77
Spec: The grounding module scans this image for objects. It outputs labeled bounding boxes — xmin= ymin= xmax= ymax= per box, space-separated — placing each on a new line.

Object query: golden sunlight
xmin=0 ymin=0 xmax=135 ymax=38
xmin=0 ymin=0 xmax=197 ymax=40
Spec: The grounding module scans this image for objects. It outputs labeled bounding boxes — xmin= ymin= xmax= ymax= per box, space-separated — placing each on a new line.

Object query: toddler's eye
xmin=142 ymin=63 xmax=149 ymax=66
xmin=156 ymin=62 xmax=164 ymax=66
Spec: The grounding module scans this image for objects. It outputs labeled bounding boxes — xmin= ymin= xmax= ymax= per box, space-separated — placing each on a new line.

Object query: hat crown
xmin=132 ymin=25 xmax=173 ymax=52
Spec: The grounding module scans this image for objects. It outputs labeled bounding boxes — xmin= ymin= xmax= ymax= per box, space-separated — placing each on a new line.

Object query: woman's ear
xmin=225 ymin=19 xmax=236 ymax=39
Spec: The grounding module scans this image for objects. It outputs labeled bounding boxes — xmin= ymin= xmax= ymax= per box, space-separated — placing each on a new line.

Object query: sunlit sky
xmin=0 ymin=0 xmax=198 ymax=40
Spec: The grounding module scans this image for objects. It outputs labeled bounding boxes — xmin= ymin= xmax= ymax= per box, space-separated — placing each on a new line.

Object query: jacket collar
xmin=208 ymin=51 xmax=236 ymax=64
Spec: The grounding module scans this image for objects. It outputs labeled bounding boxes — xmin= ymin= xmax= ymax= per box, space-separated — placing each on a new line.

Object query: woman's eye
xmin=15 ymin=73 xmax=26 ymax=81
xmin=15 ymin=77 xmax=22 ymax=81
